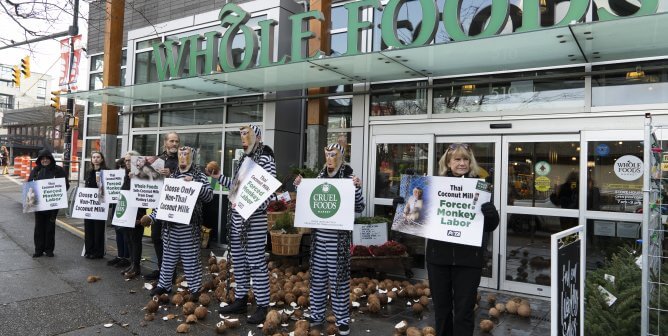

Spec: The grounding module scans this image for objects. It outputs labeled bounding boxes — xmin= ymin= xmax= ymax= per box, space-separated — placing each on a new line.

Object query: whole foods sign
xmin=153 ymin=0 xmax=658 ymax=80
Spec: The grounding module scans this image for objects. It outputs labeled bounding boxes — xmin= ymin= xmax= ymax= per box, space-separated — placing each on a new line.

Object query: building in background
xmin=76 ymin=0 xmax=668 ymax=298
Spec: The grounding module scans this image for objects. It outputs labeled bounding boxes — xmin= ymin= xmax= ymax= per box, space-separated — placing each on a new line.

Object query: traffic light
xmin=50 ymin=90 xmax=61 ymax=110
xmin=11 ymin=66 xmax=20 ymax=87
xmin=20 ymin=56 xmax=30 ymax=78
xmin=69 ymin=117 xmax=79 ymax=128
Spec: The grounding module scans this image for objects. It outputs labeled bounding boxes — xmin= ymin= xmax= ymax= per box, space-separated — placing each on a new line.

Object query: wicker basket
xmin=270 ymin=231 xmax=303 ymax=256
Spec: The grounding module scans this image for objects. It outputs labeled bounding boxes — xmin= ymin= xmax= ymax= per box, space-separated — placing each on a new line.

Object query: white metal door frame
xmin=434 ymin=135 xmax=502 ymax=289
xmin=500 ymin=133 xmax=581 ymax=296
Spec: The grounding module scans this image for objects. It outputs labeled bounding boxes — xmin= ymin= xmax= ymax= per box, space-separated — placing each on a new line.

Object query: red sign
xmin=59 ymin=35 xmax=82 ymax=91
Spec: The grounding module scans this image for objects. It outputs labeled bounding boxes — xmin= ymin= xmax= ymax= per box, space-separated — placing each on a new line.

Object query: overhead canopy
xmin=66 ymin=12 xmax=668 ymax=106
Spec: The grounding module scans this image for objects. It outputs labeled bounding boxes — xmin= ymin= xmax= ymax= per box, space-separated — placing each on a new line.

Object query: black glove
xmin=392 ymin=197 xmax=405 ymax=207
xmin=480 ymin=202 xmax=497 ymax=217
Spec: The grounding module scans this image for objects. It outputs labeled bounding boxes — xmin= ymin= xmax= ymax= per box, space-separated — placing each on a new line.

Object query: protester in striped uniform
xmin=213 ymin=125 xmax=275 ymax=325
xmin=293 ymin=143 xmax=365 ymax=336
xmin=146 ymin=146 xmax=213 ymax=300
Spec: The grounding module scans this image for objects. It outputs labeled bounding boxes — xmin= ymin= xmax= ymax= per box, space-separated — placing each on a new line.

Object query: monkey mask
xmin=240 ymin=125 xmax=262 ymax=155
xmin=178 ymin=146 xmax=195 ymax=173
xmin=324 ymin=143 xmax=344 ymax=176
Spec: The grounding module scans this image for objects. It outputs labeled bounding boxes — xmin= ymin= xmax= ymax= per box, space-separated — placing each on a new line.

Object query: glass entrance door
xmin=435 ymin=136 xmax=501 ymax=288
xmin=501 ymin=134 xmax=581 ymax=295
xmin=370 ymin=134 xmax=434 ymax=279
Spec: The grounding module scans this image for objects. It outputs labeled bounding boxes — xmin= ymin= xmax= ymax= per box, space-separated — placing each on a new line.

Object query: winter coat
xmin=425 ymin=173 xmax=499 ymax=268
xmin=28 ymin=149 xmax=69 ymax=190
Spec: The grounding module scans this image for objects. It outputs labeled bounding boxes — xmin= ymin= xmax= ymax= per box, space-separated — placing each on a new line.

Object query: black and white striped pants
xmin=230 ymin=212 xmax=270 ymax=306
xmin=309 ymin=238 xmax=350 ymax=326
xmin=158 ymin=223 xmax=202 ymax=293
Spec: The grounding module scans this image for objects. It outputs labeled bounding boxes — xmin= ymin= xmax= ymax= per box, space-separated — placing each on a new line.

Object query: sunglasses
xmin=448 ymin=143 xmax=470 ymax=150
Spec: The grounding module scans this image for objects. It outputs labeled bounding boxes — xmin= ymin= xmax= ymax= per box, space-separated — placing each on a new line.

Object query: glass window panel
xmin=131 ymin=134 xmax=157 ymax=156
xmin=331 ymin=5 xmax=348 ymax=30
xmin=507 ymin=141 xmax=580 ymax=209
xmin=585 ymin=219 xmax=641 ymax=270
xmin=134 ymin=51 xmax=158 ymax=84
xmin=131 ymin=105 xmax=158 ymax=128
xmin=136 ymin=37 xmax=161 ymax=50
xmin=116 ymin=137 xmax=123 ymax=159
xmin=375 ymin=204 xmax=425 ymax=272
xmin=89 ymin=73 xmax=103 ymax=91
xmin=330 ymin=32 xmax=347 ymax=56
xmin=370 ymin=81 xmax=428 ymax=116
xmin=172 ymin=132 xmax=222 ymax=169
xmin=587 ymin=140 xmax=643 ymax=213
xmin=223 ymin=131 xmax=243 ymax=178
xmin=161 ymin=102 xmax=196 ymax=127
xmin=592 ymin=60 xmax=668 ymax=106
xmin=227 ymin=96 xmax=262 ymax=123
xmin=86 ymin=116 xmax=101 ymax=137
xmin=433 ymin=71 xmax=585 ymax=114
xmin=121 ymin=49 xmax=127 ymax=67
xmin=505 ymin=214 xmax=562 ymax=285
xmin=90 ymin=54 xmax=104 ymax=72
xmin=375 ymin=143 xmax=429 ymax=198
xmin=85 ymin=139 xmax=101 ymax=159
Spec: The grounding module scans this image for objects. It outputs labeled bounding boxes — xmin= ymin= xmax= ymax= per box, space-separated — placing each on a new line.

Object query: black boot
xmin=218 ymin=295 xmax=248 ymax=314
xmin=247 ymin=305 xmax=267 ymax=325
xmin=149 ymin=286 xmax=170 ymax=297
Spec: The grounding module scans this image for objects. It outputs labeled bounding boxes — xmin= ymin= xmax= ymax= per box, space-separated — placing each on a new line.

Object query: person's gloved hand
xmin=481 ymin=202 xmax=498 ymax=217
xmin=140 ymin=215 xmax=152 ymax=227
xmin=392 ymin=197 xmax=405 ymax=208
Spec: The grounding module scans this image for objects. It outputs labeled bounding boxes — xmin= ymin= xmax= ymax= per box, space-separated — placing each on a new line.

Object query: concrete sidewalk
xmin=1 ymin=172 xmax=551 ymax=335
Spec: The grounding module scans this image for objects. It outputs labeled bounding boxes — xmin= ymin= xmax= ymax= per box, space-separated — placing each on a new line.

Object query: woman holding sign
xmin=293 ymin=143 xmax=365 ymax=336
xmin=83 ymin=151 xmax=108 ymax=259
xmin=429 ymin=143 xmax=499 ymax=336
xmin=28 ymin=149 xmax=69 ymax=258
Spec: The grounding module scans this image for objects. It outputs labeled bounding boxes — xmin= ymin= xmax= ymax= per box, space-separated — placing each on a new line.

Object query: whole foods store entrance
xmin=371 ymin=130 xmax=643 ymax=296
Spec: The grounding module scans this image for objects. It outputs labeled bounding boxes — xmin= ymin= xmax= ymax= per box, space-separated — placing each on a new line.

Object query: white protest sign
xmin=156 ymin=178 xmax=203 ymax=225
xmin=22 ymin=178 xmax=68 ymax=213
xmin=112 ymin=190 xmax=139 ymax=228
xmin=353 ymin=223 xmax=388 ymax=246
xmin=392 ymin=175 xmax=491 ymax=247
xmin=100 ymin=169 xmax=125 ymax=204
xmin=294 ymin=178 xmax=355 ymax=231
xmin=130 ymin=179 xmax=163 ymax=208
xmin=71 ymin=187 xmax=109 ymax=220
xmin=230 ymin=157 xmax=281 ymax=220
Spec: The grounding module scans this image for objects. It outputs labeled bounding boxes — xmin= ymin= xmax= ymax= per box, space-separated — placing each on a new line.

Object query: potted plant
xmin=269 ymin=211 xmax=302 ymax=256
xmin=266 ymin=199 xmax=288 ymax=231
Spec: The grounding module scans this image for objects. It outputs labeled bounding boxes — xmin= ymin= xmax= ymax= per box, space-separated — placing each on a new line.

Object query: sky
xmin=0 ymin=0 xmax=90 ymax=92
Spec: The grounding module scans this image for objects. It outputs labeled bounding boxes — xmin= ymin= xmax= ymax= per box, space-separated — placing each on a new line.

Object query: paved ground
xmin=0 ymin=172 xmax=551 ymax=335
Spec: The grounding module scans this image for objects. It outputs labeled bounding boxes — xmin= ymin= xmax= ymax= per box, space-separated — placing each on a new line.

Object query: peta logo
xmin=447 ymin=230 xmax=461 ymax=237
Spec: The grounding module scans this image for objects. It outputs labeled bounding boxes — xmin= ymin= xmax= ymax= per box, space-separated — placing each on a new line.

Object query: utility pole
xmin=100 ymin=0 xmax=125 ymax=164
xmin=63 ymin=0 xmax=80 ymax=175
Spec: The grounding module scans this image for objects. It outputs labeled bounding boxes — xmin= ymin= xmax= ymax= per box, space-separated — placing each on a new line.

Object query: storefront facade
xmin=80 ymin=0 xmax=668 ymax=296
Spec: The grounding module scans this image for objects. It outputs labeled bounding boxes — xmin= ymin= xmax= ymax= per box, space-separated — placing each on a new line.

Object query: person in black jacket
xmin=119 ymin=150 xmax=148 ymax=279
xmin=428 ymin=143 xmax=500 ymax=336
xmin=83 ymin=151 xmax=108 ymax=259
xmin=28 ymin=149 xmax=69 ymax=258
xmin=144 ymin=132 xmax=179 ymax=281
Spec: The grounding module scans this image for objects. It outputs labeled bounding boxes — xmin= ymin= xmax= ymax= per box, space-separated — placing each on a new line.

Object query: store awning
xmin=66 ymin=12 xmax=668 ymax=106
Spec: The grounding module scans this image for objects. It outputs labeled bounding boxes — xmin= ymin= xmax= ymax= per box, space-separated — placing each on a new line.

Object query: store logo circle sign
xmin=115 ymin=193 xmax=127 ymax=217
xmin=614 ymin=155 xmax=643 ymax=181
xmin=310 ymin=182 xmax=341 ymax=219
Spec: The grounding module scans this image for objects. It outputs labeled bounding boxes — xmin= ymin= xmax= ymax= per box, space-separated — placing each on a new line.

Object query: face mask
xmin=240 ymin=128 xmax=257 ymax=155
xmin=178 ymin=147 xmax=194 ymax=173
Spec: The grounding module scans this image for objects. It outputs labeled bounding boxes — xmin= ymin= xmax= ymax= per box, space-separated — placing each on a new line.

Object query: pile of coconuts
xmin=479 ymin=294 xmax=533 ymax=333
xmin=141 ymin=255 xmax=438 ymax=334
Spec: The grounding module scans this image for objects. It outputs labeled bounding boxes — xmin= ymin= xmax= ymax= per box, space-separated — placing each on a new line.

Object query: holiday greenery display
xmin=584 ymin=245 xmax=668 ymax=336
